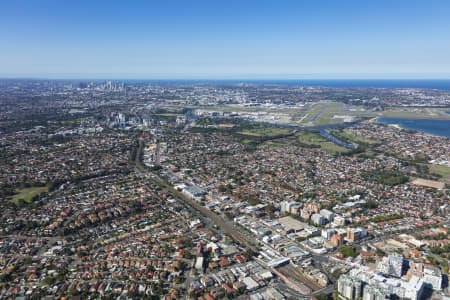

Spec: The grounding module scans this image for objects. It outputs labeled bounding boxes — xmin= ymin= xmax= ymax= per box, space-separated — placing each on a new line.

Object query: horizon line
xmin=1 ymin=76 xmax=450 ymax=81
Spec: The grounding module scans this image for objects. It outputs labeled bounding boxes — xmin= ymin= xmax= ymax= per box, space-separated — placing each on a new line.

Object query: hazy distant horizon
xmin=1 ymin=74 xmax=450 ymax=81
xmin=3 ymin=77 xmax=450 ymax=90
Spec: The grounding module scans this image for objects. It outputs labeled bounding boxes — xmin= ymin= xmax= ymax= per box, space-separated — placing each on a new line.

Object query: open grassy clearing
xmin=355 ymin=150 xmax=377 ymax=158
xmin=9 ymin=186 xmax=48 ymax=205
xmin=265 ymin=141 xmax=287 ymax=148
xmin=296 ymin=103 xmax=326 ymax=125
xmin=239 ymin=138 xmax=254 ymax=144
xmin=330 ymin=129 xmax=381 ymax=145
xmin=427 ymin=164 xmax=450 ymax=183
xmin=237 ymin=127 xmax=292 ymax=137
xmin=154 ymin=113 xmax=182 ymax=117
xmin=296 ymin=131 xmax=348 ymax=154
xmin=314 ymin=102 xmax=345 ymax=125
xmin=319 ymin=142 xmax=349 ymax=154
xmin=296 ymin=131 xmax=327 ymax=143
xmin=295 ymin=101 xmax=346 ymax=126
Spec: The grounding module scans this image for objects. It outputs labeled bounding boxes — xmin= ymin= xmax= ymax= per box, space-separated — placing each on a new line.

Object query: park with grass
xmin=237 ymin=126 xmax=292 ymax=137
xmin=233 ymin=123 xmax=350 ymax=155
xmin=295 ymin=131 xmax=348 ymax=154
xmin=9 ymin=186 xmax=48 ymax=206
xmin=329 ymin=129 xmax=381 ymax=146
xmin=427 ymin=164 xmax=450 ymax=184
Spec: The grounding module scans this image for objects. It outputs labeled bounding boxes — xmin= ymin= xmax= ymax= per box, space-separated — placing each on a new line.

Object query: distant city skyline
xmin=1 ymin=0 xmax=450 ymax=79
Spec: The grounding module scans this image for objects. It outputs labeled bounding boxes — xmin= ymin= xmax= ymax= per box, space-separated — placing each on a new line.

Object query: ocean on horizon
xmin=133 ymin=79 xmax=450 ymax=90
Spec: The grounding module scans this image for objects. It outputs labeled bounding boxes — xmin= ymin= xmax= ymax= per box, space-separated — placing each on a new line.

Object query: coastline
xmin=376 ymin=117 xmax=450 ymax=138
xmin=387 ymin=123 xmax=402 ymax=130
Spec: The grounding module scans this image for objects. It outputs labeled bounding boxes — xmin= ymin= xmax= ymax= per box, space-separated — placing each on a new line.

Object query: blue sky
xmin=1 ymin=0 xmax=450 ymax=79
